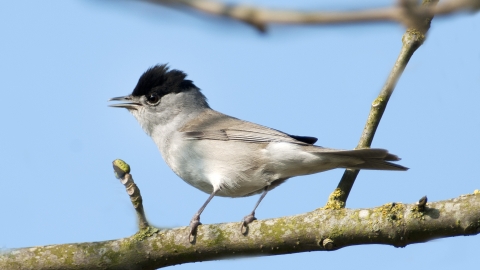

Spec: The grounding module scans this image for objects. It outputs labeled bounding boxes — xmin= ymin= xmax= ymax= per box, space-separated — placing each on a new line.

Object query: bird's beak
xmin=109 ymin=95 xmax=141 ymax=110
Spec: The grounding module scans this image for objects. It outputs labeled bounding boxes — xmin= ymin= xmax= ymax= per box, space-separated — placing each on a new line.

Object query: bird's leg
xmin=241 ymin=187 xmax=269 ymax=233
xmin=189 ymin=190 xmax=217 ymax=241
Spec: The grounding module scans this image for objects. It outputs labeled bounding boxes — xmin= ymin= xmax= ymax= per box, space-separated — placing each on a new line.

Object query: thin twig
xmin=327 ymin=0 xmax=439 ymax=207
xmin=113 ymin=159 xmax=150 ymax=229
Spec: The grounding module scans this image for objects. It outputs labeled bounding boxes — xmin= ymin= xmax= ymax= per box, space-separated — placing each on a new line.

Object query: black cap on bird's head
xmin=132 ymin=64 xmax=196 ymax=97
xmin=109 ymin=64 xmax=197 ymax=110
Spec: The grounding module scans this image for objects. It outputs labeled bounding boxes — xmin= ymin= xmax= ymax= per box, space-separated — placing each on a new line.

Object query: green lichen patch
xmin=375 ymin=202 xmax=405 ymax=225
xmin=323 ymin=188 xmax=345 ymax=210
xmin=133 ymin=226 xmax=160 ymax=241
xmin=410 ymin=205 xmax=426 ymax=220
xmin=200 ymin=225 xmax=232 ymax=247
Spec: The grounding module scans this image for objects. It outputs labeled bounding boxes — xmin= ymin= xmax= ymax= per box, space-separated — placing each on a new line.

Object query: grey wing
xmin=180 ymin=109 xmax=317 ymax=145
xmin=180 ymin=109 xmax=407 ymax=171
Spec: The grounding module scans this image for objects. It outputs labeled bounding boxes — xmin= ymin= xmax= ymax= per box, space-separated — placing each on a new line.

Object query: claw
xmin=189 ymin=213 xmax=202 ymax=242
xmin=240 ymin=212 xmax=257 ymax=234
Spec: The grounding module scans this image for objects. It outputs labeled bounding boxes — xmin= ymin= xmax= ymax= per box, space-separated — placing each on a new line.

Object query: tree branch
xmin=147 ymin=0 xmax=480 ymax=32
xmin=325 ymin=0 xmax=437 ymax=208
xmin=2 ymin=192 xmax=479 ymax=269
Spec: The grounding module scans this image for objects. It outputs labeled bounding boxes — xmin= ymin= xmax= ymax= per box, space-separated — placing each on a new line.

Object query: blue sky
xmin=1 ymin=0 xmax=479 ymax=269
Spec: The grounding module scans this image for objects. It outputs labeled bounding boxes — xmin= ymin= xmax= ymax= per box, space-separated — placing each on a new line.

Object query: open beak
xmin=109 ymin=96 xmax=141 ymax=110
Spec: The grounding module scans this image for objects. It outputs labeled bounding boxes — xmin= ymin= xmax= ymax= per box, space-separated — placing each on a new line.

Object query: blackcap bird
xmin=110 ymin=65 xmax=407 ymax=239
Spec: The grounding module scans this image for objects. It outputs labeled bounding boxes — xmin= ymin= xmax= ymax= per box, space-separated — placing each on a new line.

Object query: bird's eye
xmin=146 ymin=93 xmax=160 ymax=105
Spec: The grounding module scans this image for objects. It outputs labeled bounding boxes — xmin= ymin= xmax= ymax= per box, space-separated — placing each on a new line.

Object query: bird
xmin=109 ymin=64 xmax=407 ymax=239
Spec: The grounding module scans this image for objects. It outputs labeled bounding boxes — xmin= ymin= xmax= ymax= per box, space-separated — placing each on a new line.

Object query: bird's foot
xmin=189 ymin=213 xmax=201 ymax=242
xmin=240 ymin=211 xmax=257 ymax=234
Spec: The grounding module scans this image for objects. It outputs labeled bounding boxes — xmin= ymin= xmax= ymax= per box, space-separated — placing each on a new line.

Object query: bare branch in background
xmin=149 ymin=0 xmax=480 ymax=32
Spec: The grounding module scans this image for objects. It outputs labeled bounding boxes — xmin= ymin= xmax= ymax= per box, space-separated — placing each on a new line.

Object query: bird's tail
xmin=316 ymin=148 xmax=408 ymax=171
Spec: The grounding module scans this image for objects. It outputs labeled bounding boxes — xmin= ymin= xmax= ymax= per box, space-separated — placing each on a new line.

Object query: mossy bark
xmin=1 ymin=193 xmax=479 ymax=270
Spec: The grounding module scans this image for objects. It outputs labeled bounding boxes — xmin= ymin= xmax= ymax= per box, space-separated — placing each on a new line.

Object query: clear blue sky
xmin=1 ymin=0 xmax=479 ymax=269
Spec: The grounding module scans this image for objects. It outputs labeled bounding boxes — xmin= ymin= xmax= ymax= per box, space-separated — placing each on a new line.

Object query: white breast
xmin=158 ymin=131 xmax=271 ymax=197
